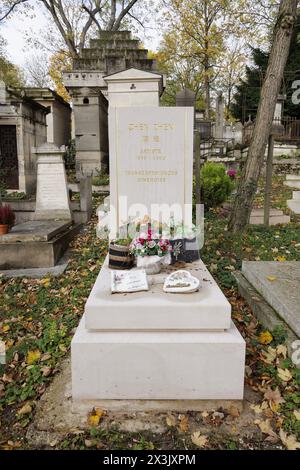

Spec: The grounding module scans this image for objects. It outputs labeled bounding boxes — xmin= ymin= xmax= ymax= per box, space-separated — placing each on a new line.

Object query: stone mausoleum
xmin=63 ymin=30 xmax=161 ymax=175
xmin=0 ymin=81 xmax=72 ymax=194
xmin=0 ymin=80 xmax=48 ymax=193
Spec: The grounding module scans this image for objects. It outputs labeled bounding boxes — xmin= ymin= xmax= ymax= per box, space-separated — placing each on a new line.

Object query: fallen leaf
xmin=166 ymin=415 xmax=176 ymax=427
xmin=87 ymin=408 xmax=105 ymax=427
xmin=191 ymin=431 xmax=208 ymax=448
xmin=178 ymin=414 xmax=189 ymax=432
xmin=264 ymin=387 xmax=285 ymax=407
xmin=293 ymin=410 xmax=300 ymax=421
xmin=277 ymin=368 xmax=293 ymax=382
xmin=41 ymin=366 xmax=52 ymax=377
xmin=259 ymin=331 xmax=273 ymax=345
xmin=262 ymin=347 xmax=277 ymax=363
xmin=279 ymin=429 xmax=300 ymax=450
xmin=2 ymin=325 xmax=10 ymax=332
xmin=17 ymin=403 xmax=32 ymax=416
xmin=228 ymin=406 xmax=240 ymax=418
xmin=26 ymin=349 xmax=41 ymax=365
xmin=84 ymin=439 xmax=94 ymax=448
xmin=254 ymin=419 xmax=278 ymax=440
xmin=250 ymin=401 xmax=268 ymax=415
xmin=266 ymin=276 xmax=277 ymax=282
xmin=276 ymin=344 xmax=287 ymax=359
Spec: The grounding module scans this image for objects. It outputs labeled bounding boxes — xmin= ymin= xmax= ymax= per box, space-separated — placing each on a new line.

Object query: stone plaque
xmin=109 ymin=107 xmax=193 ymax=235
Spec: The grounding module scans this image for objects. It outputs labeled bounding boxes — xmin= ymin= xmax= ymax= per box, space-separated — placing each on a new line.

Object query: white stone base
xmin=85 ymin=257 xmax=232 ymax=331
xmin=71 ymin=316 xmax=245 ymax=400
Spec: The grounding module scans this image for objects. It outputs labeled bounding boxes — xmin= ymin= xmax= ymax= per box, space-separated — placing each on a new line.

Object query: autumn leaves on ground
xmin=0 ymin=184 xmax=300 ymax=450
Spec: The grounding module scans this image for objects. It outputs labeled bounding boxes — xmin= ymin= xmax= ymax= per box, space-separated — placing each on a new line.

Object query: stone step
xmin=90 ymin=39 xmax=140 ymax=49
xmin=251 ymin=208 xmax=284 ymax=217
xmin=250 ymin=215 xmax=291 ymax=225
xmin=98 ymin=30 xmax=132 ymax=40
xmin=81 ymin=48 xmax=148 ymax=60
xmin=284 ymin=181 xmax=300 ymax=189
xmin=286 ymin=174 xmax=300 ymax=180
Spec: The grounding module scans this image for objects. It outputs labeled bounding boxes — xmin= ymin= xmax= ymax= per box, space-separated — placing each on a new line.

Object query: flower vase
xmin=136 ymin=255 xmax=163 ymax=275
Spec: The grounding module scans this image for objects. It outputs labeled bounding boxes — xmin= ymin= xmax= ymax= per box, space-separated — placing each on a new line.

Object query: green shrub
xmin=200 ymin=162 xmax=234 ymax=209
xmin=92 ymin=168 xmax=110 ymax=186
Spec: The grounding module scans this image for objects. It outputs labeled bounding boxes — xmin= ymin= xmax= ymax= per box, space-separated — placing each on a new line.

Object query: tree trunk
xmin=228 ymin=0 xmax=298 ymax=232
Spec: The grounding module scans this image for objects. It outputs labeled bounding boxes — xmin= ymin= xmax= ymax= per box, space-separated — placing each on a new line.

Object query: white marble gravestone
xmin=33 ymin=143 xmax=72 ymax=220
xmin=71 ymin=68 xmax=245 ymax=404
xmin=108 ymin=106 xmax=193 ymax=235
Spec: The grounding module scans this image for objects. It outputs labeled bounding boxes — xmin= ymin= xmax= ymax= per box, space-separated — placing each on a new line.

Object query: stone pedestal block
xmin=85 ymin=257 xmax=231 ymax=331
xmin=72 ymin=317 xmax=245 ymax=400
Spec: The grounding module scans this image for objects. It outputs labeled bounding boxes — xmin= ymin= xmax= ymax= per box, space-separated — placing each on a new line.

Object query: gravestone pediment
xmin=104 ymin=67 xmax=162 ymax=83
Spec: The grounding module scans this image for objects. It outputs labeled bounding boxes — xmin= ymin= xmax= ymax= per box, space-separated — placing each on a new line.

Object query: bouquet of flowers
xmin=129 ymin=224 xmax=171 ymax=258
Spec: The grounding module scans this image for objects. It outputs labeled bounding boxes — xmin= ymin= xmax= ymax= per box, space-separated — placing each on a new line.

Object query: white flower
xmin=148 ymin=240 xmax=156 ymax=248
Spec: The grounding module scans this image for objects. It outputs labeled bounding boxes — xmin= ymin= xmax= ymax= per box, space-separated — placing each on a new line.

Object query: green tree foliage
xmin=231 ymin=15 xmax=300 ymax=122
xmin=0 ymin=34 xmax=24 ymax=87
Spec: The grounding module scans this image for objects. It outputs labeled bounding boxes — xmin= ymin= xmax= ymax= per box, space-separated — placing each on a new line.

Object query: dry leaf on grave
xmin=279 ymin=429 xmax=300 ymax=450
xmin=87 ymin=408 xmax=105 ymax=427
xmin=178 ymin=414 xmax=189 ymax=432
xmin=17 ymin=403 xmax=32 ymax=416
xmin=191 ymin=432 xmax=208 ymax=448
xmin=26 ymin=349 xmax=41 ymax=365
xmin=259 ymin=331 xmax=273 ymax=345
xmin=250 ymin=401 xmax=268 ymax=415
xmin=266 ymin=276 xmax=277 ymax=282
xmin=262 ymin=347 xmax=277 ymax=364
xmin=277 ymin=368 xmax=293 ymax=382
xmin=276 ymin=345 xmax=287 ymax=359
xmin=264 ymin=387 xmax=285 ymax=407
xmin=293 ymin=410 xmax=300 ymax=421
xmin=254 ymin=419 xmax=278 ymax=441
xmin=166 ymin=415 xmax=176 ymax=427
xmin=228 ymin=406 xmax=240 ymax=418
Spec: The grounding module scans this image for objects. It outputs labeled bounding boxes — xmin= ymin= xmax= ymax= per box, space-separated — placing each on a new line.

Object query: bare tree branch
xmin=0 ymin=0 xmax=30 ymax=22
xmin=127 ymin=10 xmax=145 ymax=29
xmin=112 ymin=0 xmax=139 ymax=31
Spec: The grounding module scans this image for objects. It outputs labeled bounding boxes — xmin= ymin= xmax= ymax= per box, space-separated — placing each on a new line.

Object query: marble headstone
xmin=33 ymin=143 xmax=72 ymax=221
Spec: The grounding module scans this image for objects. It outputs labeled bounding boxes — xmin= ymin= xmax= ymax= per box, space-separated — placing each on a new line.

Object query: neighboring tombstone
xmin=79 ymin=174 xmax=93 ymax=218
xmin=105 ymin=70 xmax=194 ymax=237
xmin=33 ymin=143 xmax=72 ymax=220
xmin=0 ymin=80 xmax=7 ymax=103
xmin=215 ymin=93 xmax=224 ymax=139
xmin=176 ymin=88 xmax=196 ymax=108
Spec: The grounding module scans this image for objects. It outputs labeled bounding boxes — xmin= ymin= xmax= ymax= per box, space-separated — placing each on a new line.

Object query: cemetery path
xmin=0 ymin=184 xmax=300 ymax=450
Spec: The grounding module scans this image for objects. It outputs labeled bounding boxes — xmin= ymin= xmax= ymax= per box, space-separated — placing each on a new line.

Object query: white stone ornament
xmin=163 ymin=270 xmax=200 ymax=294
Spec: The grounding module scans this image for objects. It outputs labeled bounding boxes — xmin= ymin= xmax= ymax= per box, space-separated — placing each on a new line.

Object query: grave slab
xmin=0 ymin=220 xmax=71 ymax=243
xmin=242 ymin=261 xmax=300 ymax=337
xmin=85 ymin=256 xmax=231 ymax=331
xmin=72 ymin=317 xmax=245 ymax=400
